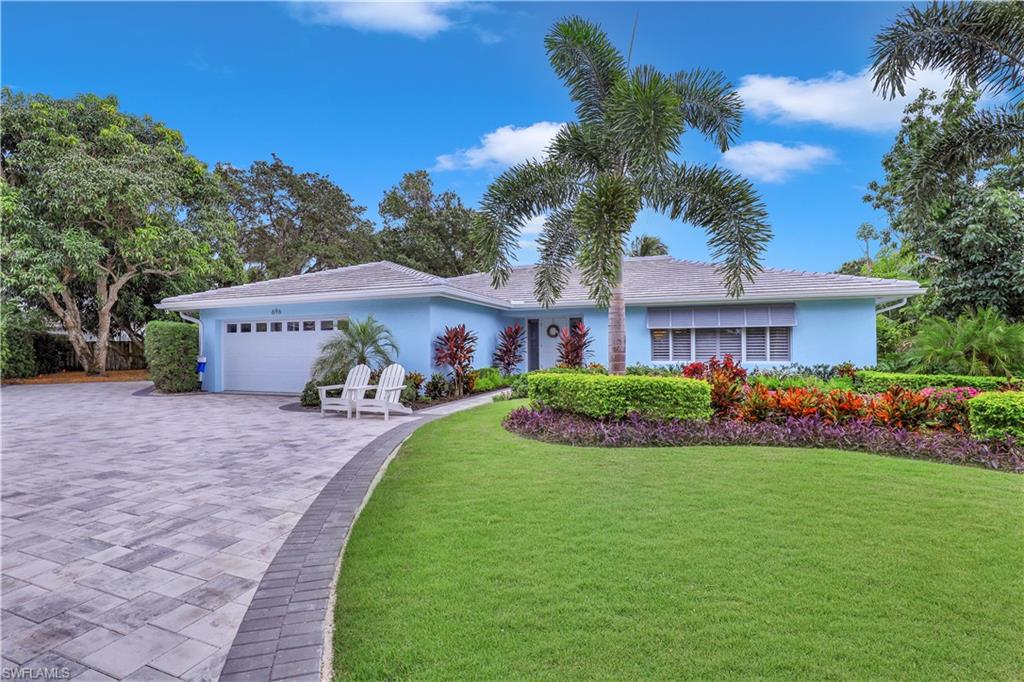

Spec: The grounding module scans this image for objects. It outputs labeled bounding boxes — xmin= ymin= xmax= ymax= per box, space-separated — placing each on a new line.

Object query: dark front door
xmin=527 ymin=319 xmax=540 ymax=371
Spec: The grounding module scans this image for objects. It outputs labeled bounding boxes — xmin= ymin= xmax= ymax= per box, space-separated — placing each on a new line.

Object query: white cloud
xmin=289 ymin=1 xmax=455 ymax=39
xmin=722 ymin=141 xmax=835 ymax=182
xmin=738 ymin=68 xmax=950 ymax=131
xmin=434 ymin=121 xmax=564 ymax=171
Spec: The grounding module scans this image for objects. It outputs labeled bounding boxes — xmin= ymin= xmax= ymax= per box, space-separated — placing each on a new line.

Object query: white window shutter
xmin=769 ymin=327 xmax=791 ymax=361
xmin=671 ymin=329 xmax=691 ymax=362
xmin=651 ymin=330 xmax=670 ymax=361
xmin=647 ymin=309 xmax=671 ymax=329
xmin=720 ymin=328 xmax=742 ymax=358
xmin=694 ymin=328 xmax=717 ymax=360
xmin=745 ymin=327 xmax=767 ymax=361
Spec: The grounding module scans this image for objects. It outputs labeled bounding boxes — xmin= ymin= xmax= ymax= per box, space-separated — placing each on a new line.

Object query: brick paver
xmin=1 ymin=382 xmax=413 ymax=680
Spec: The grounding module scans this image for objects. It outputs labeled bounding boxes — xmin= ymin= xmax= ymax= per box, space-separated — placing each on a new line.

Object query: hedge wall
xmin=855 ymin=370 xmax=1016 ymax=393
xmin=528 ymin=372 xmax=712 ymax=421
xmin=144 ymin=321 xmax=199 ymax=393
xmin=969 ymin=392 xmax=1024 ymax=440
xmin=1 ymin=326 xmax=36 ymax=379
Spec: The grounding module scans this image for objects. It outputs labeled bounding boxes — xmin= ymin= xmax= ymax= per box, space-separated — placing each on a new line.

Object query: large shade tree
xmin=1 ymin=90 xmax=241 ymax=374
xmin=871 ymin=1 xmax=1024 ymax=211
xmin=474 ymin=17 xmax=771 ymax=373
xmin=217 ymin=155 xmax=377 ymax=280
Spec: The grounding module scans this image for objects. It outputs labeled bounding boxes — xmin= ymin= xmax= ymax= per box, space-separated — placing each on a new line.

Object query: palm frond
xmin=872 ymin=1 xmax=1024 ymax=99
xmin=546 ymin=122 xmax=608 ymax=179
xmin=533 ymin=207 xmax=580 ymax=307
xmin=545 ymin=16 xmax=627 ymax=124
xmin=671 ymin=68 xmax=744 ymax=151
xmin=606 ymin=65 xmax=684 ymax=173
xmin=628 ymin=233 xmax=669 ymax=257
xmin=474 ymin=160 xmax=579 ymax=288
xmin=649 ymin=163 xmax=771 ymax=296
xmin=574 ymin=175 xmax=640 ymax=307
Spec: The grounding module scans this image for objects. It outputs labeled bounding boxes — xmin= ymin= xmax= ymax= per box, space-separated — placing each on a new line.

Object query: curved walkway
xmin=218 ymin=393 xmax=497 ymax=681
xmin=0 ymin=382 xmax=487 ymax=681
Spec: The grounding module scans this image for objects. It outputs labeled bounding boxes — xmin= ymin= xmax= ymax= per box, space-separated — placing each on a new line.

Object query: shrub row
xmin=503 ymin=408 xmax=1024 ymax=473
xmin=528 ymin=372 xmax=712 ymax=421
xmin=144 ymin=321 xmax=199 ymax=393
xmin=855 ymin=370 xmax=1016 ymax=393
xmin=969 ymin=392 xmax=1024 ymax=440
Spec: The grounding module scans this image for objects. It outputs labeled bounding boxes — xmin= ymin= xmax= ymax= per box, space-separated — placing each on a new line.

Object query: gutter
xmin=156 ymin=285 xmax=510 ymax=312
xmin=875 ymin=297 xmax=908 ymax=315
xmin=177 ymin=311 xmax=206 ymax=382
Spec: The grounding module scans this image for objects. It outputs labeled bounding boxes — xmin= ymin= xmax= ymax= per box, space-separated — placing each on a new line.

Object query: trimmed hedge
xmin=969 ymin=392 xmax=1024 ymax=440
xmin=1 ymin=326 xmax=36 ymax=379
xmin=144 ymin=321 xmax=199 ymax=393
xmin=855 ymin=370 xmax=1015 ymax=393
xmin=528 ymin=372 xmax=712 ymax=421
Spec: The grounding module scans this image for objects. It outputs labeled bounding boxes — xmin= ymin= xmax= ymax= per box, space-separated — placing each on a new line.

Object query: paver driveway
xmin=1 ymin=382 xmax=413 ymax=681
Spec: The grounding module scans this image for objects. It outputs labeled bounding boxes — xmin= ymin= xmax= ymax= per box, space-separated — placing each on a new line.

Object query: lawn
xmin=333 ymin=401 xmax=1024 ymax=680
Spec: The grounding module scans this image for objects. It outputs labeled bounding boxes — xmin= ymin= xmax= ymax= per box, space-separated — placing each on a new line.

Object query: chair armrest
xmin=318 ymin=384 xmax=346 ymax=392
xmin=348 ymin=384 xmax=376 ymax=391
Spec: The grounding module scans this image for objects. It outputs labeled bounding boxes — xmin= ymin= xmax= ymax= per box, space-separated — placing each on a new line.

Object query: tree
xmin=908 ymin=308 xmax=1024 ymax=376
xmin=377 ymin=171 xmax=481 ymax=277
xmin=217 ymin=155 xmax=377 ymax=280
xmin=493 ymin=323 xmax=525 ymax=376
xmin=433 ymin=324 xmax=478 ymax=397
xmin=856 ymin=222 xmax=879 ymax=261
xmin=627 ymin=233 xmax=669 ymax=257
xmin=871 ymin=1 xmax=1024 ymax=211
xmin=1 ymin=90 xmax=241 ymax=374
xmin=311 ymin=316 xmax=398 ymax=379
xmin=475 ymin=17 xmax=771 ymax=374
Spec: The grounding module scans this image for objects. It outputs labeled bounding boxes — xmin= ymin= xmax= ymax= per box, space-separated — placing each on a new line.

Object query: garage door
xmin=222 ymin=318 xmax=343 ymax=393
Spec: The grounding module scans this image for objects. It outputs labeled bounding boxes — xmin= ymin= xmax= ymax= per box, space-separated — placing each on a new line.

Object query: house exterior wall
xmin=197 ymin=295 xmax=877 ymax=392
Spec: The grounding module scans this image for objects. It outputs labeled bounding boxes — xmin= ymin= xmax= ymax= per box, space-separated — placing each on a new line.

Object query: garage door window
xmin=287 ymin=321 xmax=299 ymax=331
xmin=320 ymin=320 xmax=334 ymax=331
xmin=270 ymin=322 xmax=282 ymax=332
xmin=226 ymin=323 xmax=237 ymax=333
xmin=303 ymin=321 xmax=315 ymax=331
xmin=255 ymin=322 xmax=268 ymax=332
xmin=240 ymin=323 xmax=252 ymax=333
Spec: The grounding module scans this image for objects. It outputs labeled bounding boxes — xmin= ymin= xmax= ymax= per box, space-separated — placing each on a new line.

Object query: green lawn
xmin=333 ymin=401 xmax=1024 ymax=680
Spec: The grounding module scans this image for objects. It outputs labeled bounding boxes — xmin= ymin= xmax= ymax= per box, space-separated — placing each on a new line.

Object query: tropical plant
xmin=311 ymin=316 xmax=398 ymax=380
xmin=493 ymin=323 xmax=525 ymax=375
xmin=556 ymin=321 xmax=593 ymax=369
xmin=907 ymin=308 xmax=1024 ymax=376
xmin=628 ymin=234 xmax=669 ymax=257
xmin=433 ymin=324 xmax=478 ymax=397
xmin=871 ymin=1 xmax=1024 ymax=211
xmin=424 ymin=372 xmax=450 ymax=400
xmin=474 ymin=17 xmax=771 ymax=374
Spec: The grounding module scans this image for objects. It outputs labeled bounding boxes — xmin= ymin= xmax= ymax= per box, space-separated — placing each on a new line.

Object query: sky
xmin=3 ymin=1 xmax=944 ymax=273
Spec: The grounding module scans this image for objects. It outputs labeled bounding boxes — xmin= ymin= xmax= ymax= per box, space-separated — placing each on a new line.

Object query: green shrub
xmin=908 ymin=308 xmax=1024 ymax=376
xmin=424 ymin=372 xmax=450 ymax=400
xmin=510 ymin=373 xmax=529 ymax=399
xmin=32 ymin=333 xmax=72 ymax=374
xmin=144 ymin=321 xmax=199 ymax=393
xmin=855 ymin=370 xmax=1015 ymax=393
xmin=750 ymin=375 xmax=854 ymax=391
xmin=301 ymin=369 xmax=346 ymax=408
xmin=1 ymin=325 xmax=36 ymax=379
xmin=969 ymin=392 xmax=1024 ymax=440
xmin=528 ymin=372 xmax=712 ymax=421
xmin=473 ymin=367 xmax=514 ymax=392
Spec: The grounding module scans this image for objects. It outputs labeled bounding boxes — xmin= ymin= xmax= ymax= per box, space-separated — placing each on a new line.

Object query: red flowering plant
xmin=493 ymin=323 xmax=525 ymax=376
xmin=774 ymin=386 xmax=826 ymax=420
xmin=821 ymin=389 xmax=867 ymax=424
xmin=921 ymin=387 xmax=979 ymax=432
xmin=683 ymin=355 xmax=747 ymax=418
xmin=434 ymin=324 xmax=478 ymax=397
xmin=738 ymin=383 xmax=776 ymax=422
xmin=867 ymin=386 xmax=936 ymax=430
xmin=556 ymin=322 xmax=594 ymax=369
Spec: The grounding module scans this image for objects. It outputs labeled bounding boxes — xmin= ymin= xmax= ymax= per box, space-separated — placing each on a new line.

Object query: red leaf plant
xmin=493 ymin=323 xmax=525 ymax=376
xmin=557 ymin=321 xmax=593 ymax=369
xmin=683 ymin=355 xmax=747 ymax=417
xmin=867 ymin=386 xmax=936 ymax=430
xmin=434 ymin=324 xmax=478 ymax=397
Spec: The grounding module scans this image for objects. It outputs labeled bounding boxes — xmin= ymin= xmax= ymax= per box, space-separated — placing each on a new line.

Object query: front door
xmin=527 ymin=319 xmax=539 ymax=371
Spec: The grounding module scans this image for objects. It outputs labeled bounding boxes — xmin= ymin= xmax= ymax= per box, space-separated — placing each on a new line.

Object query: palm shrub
xmin=434 ymin=324 xmax=478 ymax=397
xmin=311 ymin=315 xmax=398 ymax=380
xmin=493 ymin=323 xmax=525 ymax=375
xmin=475 ymin=16 xmax=770 ymax=374
xmin=907 ymin=308 xmax=1024 ymax=376
xmin=556 ymin=321 xmax=593 ymax=368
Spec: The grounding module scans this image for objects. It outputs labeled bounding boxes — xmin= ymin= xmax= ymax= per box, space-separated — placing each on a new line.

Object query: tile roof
xmin=158 ymin=257 xmax=925 ymax=310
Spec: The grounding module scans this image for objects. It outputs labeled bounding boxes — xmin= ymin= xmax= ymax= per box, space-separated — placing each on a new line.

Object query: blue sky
xmin=3 ymin=1 xmax=943 ymax=272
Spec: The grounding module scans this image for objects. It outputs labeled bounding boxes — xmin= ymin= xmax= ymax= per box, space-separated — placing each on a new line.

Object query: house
xmin=156 ymin=257 xmax=925 ymax=393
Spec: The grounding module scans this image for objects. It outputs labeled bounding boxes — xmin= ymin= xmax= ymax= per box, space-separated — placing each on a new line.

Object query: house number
xmin=271 ymin=309 xmax=282 ymax=315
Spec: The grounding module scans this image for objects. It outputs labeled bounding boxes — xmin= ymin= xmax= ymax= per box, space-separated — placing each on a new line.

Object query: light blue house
xmin=156 ymin=257 xmax=924 ymax=393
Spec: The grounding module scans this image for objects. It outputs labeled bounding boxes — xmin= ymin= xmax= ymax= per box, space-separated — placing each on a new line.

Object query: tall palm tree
xmin=871 ymin=1 xmax=1024 ymax=209
xmin=628 ymin=233 xmax=669 ymax=257
xmin=474 ymin=16 xmax=771 ymax=374
xmin=312 ymin=315 xmax=398 ymax=380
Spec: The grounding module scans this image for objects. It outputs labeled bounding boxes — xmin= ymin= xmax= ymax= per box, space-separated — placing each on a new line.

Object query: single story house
xmin=156 ymin=256 xmax=924 ymax=394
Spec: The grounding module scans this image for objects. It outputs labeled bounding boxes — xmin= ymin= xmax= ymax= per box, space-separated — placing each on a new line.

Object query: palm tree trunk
xmin=608 ymin=268 xmax=626 ymax=374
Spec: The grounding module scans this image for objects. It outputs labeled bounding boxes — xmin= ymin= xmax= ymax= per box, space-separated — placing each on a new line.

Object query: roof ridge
xmin=378 ymin=260 xmax=445 ymax=282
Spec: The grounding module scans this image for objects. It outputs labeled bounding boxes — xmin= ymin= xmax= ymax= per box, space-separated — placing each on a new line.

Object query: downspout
xmin=875 ymin=298 xmax=908 ymax=315
xmin=177 ymin=312 xmax=206 ymax=382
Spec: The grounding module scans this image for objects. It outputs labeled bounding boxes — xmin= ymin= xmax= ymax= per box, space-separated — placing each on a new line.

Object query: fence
xmin=57 ymin=341 xmax=147 ymax=371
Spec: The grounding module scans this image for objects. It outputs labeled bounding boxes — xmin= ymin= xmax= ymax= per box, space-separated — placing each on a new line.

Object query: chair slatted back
xmin=376 ymin=364 xmax=406 ymax=403
xmin=344 ymin=364 xmax=372 ymax=401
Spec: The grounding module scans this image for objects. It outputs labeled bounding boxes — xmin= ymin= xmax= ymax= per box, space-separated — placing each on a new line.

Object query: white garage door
xmin=222 ymin=318 xmax=343 ymax=393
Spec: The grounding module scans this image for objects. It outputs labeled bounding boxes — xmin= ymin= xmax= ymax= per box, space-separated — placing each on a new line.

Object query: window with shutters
xmin=769 ymin=327 xmax=791 ymax=361
xmin=649 ymin=325 xmax=792 ymax=362
xmin=650 ymin=329 xmax=670 ymax=361
xmin=745 ymin=327 xmax=767 ymax=361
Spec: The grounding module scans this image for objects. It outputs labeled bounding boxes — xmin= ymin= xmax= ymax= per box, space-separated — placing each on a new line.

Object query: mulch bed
xmin=3 ymin=369 xmax=150 ymax=385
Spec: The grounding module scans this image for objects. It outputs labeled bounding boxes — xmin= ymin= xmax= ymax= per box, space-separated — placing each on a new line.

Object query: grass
xmin=333 ymin=401 xmax=1023 ymax=680
xmin=3 ymin=369 xmax=150 ymax=385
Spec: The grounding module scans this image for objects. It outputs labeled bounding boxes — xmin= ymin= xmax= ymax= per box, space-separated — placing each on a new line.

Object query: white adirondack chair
xmin=318 ymin=364 xmax=372 ymax=418
xmin=354 ymin=363 xmax=412 ymax=421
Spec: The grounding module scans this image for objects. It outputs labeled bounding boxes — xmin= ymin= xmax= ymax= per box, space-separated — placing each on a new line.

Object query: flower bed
xmin=504 ymin=407 xmax=1024 ymax=473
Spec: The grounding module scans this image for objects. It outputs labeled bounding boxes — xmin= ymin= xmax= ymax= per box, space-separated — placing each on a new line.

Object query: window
xmin=270 ymin=322 xmax=282 ymax=332
xmin=226 ymin=324 xmax=237 ymax=333
xmin=287 ymin=321 xmax=299 ymax=332
xmin=255 ymin=322 xmax=268 ymax=332
xmin=239 ymin=323 xmax=252 ymax=333
xmin=649 ymin=326 xmax=792 ymax=363
xmin=302 ymin=321 xmax=315 ymax=331
xmin=320 ymin=320 xmax=334 ymax=331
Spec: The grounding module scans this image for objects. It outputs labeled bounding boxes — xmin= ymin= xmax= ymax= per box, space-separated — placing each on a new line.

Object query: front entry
xmin=526 ymin=317 xmax=581 ymax=370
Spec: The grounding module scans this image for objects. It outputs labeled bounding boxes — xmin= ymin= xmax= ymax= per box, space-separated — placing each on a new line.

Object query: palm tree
xmin=628 ymin=233 xmax=669 ymax=257
xmin=474 ymin=16 xmax=771 ymax=374
xmin=312 ymin=315 xmax=398 ymax=379
xmin=908 ymin=307 xmax=1024 ymax=376
xmin=871 ymin=2 xmax=1024 ymax=209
